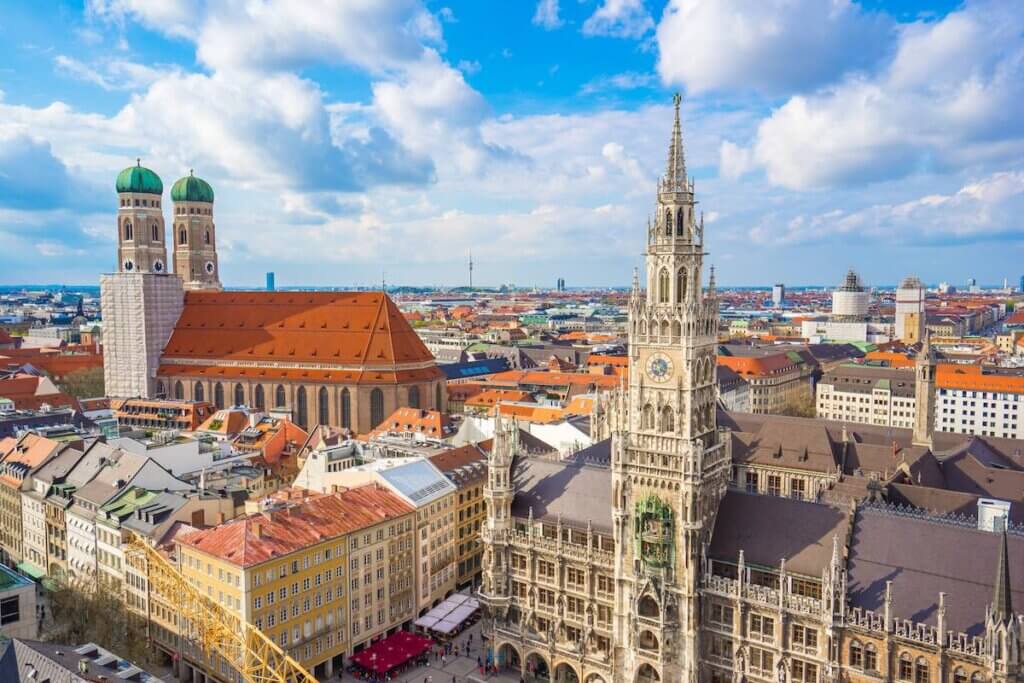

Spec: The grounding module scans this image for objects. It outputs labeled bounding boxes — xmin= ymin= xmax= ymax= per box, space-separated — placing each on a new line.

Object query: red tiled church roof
xmin=158 ymin=291 xmax=442 ymax=384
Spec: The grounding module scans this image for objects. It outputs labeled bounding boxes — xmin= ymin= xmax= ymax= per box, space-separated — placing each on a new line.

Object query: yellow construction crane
xmin=127 ymin=535 xmax=318 ymax=683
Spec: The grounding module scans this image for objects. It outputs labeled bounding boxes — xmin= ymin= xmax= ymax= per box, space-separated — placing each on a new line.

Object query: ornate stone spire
xmin=993 ymin=527 xmax=1014 ymax=624
xmin=663 ymin=92 xmax=686 ymax=193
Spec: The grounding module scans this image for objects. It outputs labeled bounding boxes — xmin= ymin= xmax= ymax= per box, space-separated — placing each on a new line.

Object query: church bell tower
xmin=611 ymin=94 xmax=731 ymax=683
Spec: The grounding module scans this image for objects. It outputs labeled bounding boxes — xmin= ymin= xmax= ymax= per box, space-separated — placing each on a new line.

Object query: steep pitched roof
xmin=180 ymin=484 xmax=413 ymax=567
xmin=160 ymin=291 xmax=440 ymax=373
xmin=709 ymin=491 xmax=850 ymax=577
xmin=847 ymin=506 xmax=1024 ymax=635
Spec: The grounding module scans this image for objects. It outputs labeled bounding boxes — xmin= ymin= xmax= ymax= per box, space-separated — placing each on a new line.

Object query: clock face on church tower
xmin=646 ymin=353 xmax=674 ymax=383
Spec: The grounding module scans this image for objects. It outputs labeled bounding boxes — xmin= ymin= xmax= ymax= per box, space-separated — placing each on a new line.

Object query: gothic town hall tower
xmin=610 ymin=94 xmax=731 ymax=683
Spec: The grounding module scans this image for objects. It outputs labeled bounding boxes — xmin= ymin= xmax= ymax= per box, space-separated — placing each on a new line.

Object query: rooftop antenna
xmin=381 ymin=269 xmax=386 ymax=293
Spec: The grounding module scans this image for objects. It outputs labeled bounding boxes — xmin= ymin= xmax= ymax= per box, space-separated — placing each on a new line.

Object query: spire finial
xmin=190 ymin=168 xmax=194 ymax=176
xmin=992 ymin=524 xmax=1014 ymax=623
xmin=663 ymin=93 xmax=686 ymax=192
xmin=136 ymin=157 xmax=141 ymax=167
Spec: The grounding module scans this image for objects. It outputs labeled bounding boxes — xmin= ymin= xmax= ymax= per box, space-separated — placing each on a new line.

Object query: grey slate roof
xmin=0 ymin=638 xmax=166 ymax=682
xmin=708 ymin=491 xmax=850 ymax=577
xmin=847 ymin=507 xmax=1024 ymax=635
xmin=510 ymin=455 xmax=613 ymax=533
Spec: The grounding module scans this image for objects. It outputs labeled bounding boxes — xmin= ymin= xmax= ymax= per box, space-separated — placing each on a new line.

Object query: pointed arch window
xmin=155 ymin=380 xmax=165 ymax=398
xmin=676 ymin=208 xmax=685 ymax=237
xmin=641 ymin=404 xmax=655 ymax=430
xmin=152 ymin=223 xmax=160 ymax=241
xmin=194 ymin=382 xmax=204 ymax=402
xmin=658 ymin=268 xmax=670 ymax=304
xmin=676 ymin=267 xmax=688 ymax=303
xmin=234 ymin=383 xmax=245 ymax=407
xmin=408 ymin=385 xmax=421 ymax=409
xmin=124 ymin=221 xmax=133 ymax=241
xmin=664 ymin=209 xmax=672 ymax=236
xmin=340 ymin=388 xmax=351 ymax=429
xmin=205 ymin=230 xmax=210 ymax=245
xmin=318 ymin=387 xmax=329 ymax=426
xmin=275 ymin=384 xmax=286 ymax=408
xmin=296 ymin=387 xmax=308 ymax=428
xmin=254 ymin=385 xmax=265 ymax=411
xmin=173 ymin=381 xmax=184 ymax=400
xmin=214 ymin=382 xmax=224 ymax=409
xmin=661 ymin=405 xmax=674 ymax=433
xmin=370 ymin=388 xmax=385 ymax=429
xmin=178 ymin=226 xmax=187 ymax=245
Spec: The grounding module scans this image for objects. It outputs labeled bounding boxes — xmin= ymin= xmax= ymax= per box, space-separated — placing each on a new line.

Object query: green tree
xmin=46 ymin=576 xmax=158 ymax=667
xmin=58 ymin=366 xmax=105 ymax=398
xmin=777 ymin=390 xmax=817 ymax=418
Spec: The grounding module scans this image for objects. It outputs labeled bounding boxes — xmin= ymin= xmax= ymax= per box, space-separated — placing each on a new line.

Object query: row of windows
xmin=120 ymin=198 xmax=161 ymax=208
xmin=164 ymin=382 xmax=439 ymax=430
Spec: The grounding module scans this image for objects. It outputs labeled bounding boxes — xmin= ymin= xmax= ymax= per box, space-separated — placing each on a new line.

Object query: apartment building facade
xmin=175 ymin=485 xmax=415 ymax=682
xmin=816 ymin=365 xmax=917 ymax=429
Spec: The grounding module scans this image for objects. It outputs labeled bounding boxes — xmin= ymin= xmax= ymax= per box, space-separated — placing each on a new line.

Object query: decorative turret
xmin=116 ymin=159 xmax=167 ymax=275
xmin=913 ymin=331 xmax=936 ymax=448
xmin=171 ymin=169 xmax=221 ymax=291
xmin=987 ymin=527 xmax=1021 ymax=681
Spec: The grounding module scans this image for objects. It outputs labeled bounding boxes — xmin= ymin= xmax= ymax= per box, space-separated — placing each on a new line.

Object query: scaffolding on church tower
xmin=127 ymin=534 xmax=318 ymax=683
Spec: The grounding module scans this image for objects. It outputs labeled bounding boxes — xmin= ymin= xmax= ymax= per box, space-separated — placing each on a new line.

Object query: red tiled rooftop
xmin=160 ymin=291 xmax=440 ymax=369
xmin=179 ymin=484 xmax=414 ymax=567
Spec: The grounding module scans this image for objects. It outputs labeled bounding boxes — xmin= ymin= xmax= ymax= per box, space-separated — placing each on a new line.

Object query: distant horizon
xmin=2 ymin=282 xmax=1018 ymax=294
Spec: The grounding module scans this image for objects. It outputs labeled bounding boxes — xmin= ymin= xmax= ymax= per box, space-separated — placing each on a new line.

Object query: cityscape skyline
xmin=1 ymin=1 xmax=1022 ymax=287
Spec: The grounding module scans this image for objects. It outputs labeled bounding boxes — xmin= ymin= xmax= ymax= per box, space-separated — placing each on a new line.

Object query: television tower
xmin=469 ymin=250 xmax=474 ymax=289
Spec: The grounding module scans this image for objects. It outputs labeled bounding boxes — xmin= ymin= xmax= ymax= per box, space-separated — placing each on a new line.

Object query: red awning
xmin=351 ymin=631 xmax=434 ymax=674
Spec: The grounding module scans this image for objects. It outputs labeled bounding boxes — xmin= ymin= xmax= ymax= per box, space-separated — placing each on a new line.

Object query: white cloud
xmin=372 ymin=51 xmax=511 ymax=176
xmin=55 ymin=55 xmax=166 ymax=91
xmin=718 ymin=141 xmax=753 ymax=181
xmin=721 ymin=1 xmax=1024 ymax=190
xmin=86 ymin=0 xmax=200 ymax=37
xmin=748 ymin=171 xmax=1024 ymax=246
xmin=533 ymin=0 xmax=563 ymax=30
xmin=579 ymin=71 xmax=655 ymax=95
xmin=583 ymin=0 xmax=653 ymax=39
xmin=656 ymin=0 xmax=892 ymax=95
xmin=457 ymin=60 xmax=481 ymax=76
xmin=188 ymin=0 xmax=440 ymax=74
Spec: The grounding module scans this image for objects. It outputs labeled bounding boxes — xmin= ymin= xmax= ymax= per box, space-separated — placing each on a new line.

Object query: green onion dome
xmin=170 ymin=170 xmax=214 ymax=203
xmin=116 ymin=159 xmax=163 ymax=195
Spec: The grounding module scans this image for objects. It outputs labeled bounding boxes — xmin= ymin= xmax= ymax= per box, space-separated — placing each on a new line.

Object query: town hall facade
xmin=479 ymin=96 xmax=1022 ymax=683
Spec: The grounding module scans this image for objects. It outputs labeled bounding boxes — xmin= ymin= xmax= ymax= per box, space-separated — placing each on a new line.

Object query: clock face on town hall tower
xmin=646 ymin=352 xmax=674 ymax=383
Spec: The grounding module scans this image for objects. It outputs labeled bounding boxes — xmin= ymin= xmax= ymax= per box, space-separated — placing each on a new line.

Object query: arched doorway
xmin=585 ymin=675 xmax=606 ymax=683
xmin=637 ymin=664 xmax=660 ymax=683
xmin=497 ymin=643 xmax=521 ymax=672
xmin=554 ymin=663 xmax=579 ymax=683
xmin=526 ymin=653 xmax=550 ymax=682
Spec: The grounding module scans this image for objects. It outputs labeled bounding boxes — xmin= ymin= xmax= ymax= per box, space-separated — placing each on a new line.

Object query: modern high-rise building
xmin=266 ymin=271 xmax=275 ymax=291
xmin=771 ymin=283 xmax=785 ymax=307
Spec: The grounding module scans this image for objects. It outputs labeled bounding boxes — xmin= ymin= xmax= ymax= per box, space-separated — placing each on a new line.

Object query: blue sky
xmin=0 ymin=0 xmax=1021 ymax=288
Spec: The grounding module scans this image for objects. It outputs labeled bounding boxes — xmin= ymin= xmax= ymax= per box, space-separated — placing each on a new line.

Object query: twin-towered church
xmin=101 ymin=164 xmax=446 ymax=435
